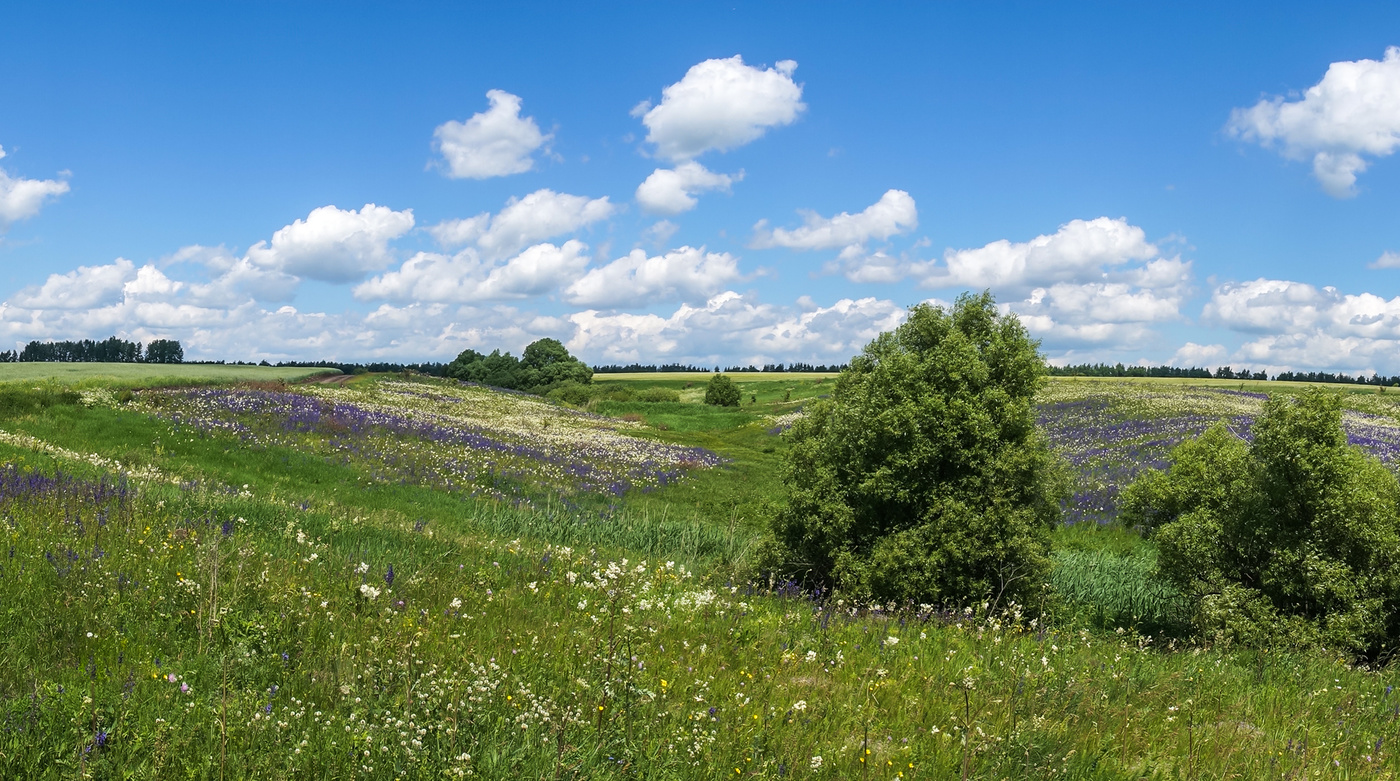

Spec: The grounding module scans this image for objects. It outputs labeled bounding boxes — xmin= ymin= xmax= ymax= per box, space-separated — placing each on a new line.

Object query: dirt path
xmin=301 ymin=372 xmax=354 ymax=384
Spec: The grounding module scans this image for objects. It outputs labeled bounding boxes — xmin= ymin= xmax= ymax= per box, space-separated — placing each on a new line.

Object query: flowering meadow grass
xmin=4 ymin=376 xmax=1400 ymax=777
xmin=0 ymin=362 xmax=337 ymax=386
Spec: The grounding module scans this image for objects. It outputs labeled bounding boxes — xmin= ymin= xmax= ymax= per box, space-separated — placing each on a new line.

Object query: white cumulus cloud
xmin=245 ymin=203 xmax=414 ymax=283
xmin=354 ymin=240 xmax=591 ymax=304
xmin=10 ymin=259 xmax=136 ymax=310
xmin=635 ymin=162 xmax=741 ymax=215
xmin=427 ymin=214 xmax=490 ymax=250
xmin=123 ymin=265 xmax=184 ymax=301
xmin=752 ymin=189 xmax=917 ymax=252
xmin=1370 ymin=250 xmax=1400 ymax=269
xmin=635 ymin=56 xmax=804 ymax=161
xmin=1203 ymin=277 xmax=1400 ymax=372
xmin=565 ymin=246 xmax=742 ymax=308
xmin=433 ymin=90 xmax=552 ymax=179
xmin=1228 ymin=47 xmax=1400 ymax=197
xmin=473 ymin=189 xmax=614 ymax=259
xmin=0 ymin=144 xmax=70 ymax=226
xmin=568 ymin=291 xmax=905 ymax=367
xmin=1170 ymin=342 xmax=1228 ymax=368
xmin=916 ymin=217 xmax=1158 ymax=291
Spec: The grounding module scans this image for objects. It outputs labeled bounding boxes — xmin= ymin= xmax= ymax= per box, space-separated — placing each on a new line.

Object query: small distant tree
xmin=1122 ymin=390 xmax=1400 ymax=657
xmin=145 ymin=339 xmax=184 ymax=364
xmin=703 ymin=374 xmax=741 ymax=407
xmin=771 ymin=292 xmax=1065 ymax=608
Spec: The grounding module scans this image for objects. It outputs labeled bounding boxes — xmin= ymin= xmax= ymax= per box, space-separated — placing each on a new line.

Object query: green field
xmin=0 ymin=362 xmax=340 ymax=386
xmin=2 ymin=372 xmax=1400 ymax=778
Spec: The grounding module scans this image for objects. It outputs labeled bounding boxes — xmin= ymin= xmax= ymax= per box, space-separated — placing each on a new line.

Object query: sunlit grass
xmin=0 ymin=362 xmax=339 ymax=386
xmin=4 ymin=376 xmax=1400 ymax=777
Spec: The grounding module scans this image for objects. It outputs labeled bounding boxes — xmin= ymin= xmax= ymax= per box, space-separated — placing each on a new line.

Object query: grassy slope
xmin=0 ymin=363 xmax=340 ymax=385
xmin=2 ymin=376 xmax=1400 ymax=777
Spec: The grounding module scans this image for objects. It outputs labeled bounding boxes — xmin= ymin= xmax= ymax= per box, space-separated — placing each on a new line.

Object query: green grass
xmin=5 ymin=375 xmax=1400 ymax=777
xmin=0 ymin=362 xmax=339 ymax=386
xmin=1050 ymin=373 xmax=1397 ymax=396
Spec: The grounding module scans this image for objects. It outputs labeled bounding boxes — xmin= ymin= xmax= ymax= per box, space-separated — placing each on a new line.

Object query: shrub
xmin=704 ymin=374 xmax=741 ymax=407
xmin=1121 ymin=390 xmax=1400 ymax=657
xmin=546 ymin=381 xmax=594 ymax=407
xmin=637 ymin=387 xmax=681 ymax=403
xmin=771 ymin=292 xmax=1066 ymax=608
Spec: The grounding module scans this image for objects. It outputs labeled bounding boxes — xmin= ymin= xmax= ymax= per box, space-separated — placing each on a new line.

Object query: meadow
xmin=0 ymin=363 xmax=339 ymax=386
xmin=5 ymin=369 xmax=1400 ymax=777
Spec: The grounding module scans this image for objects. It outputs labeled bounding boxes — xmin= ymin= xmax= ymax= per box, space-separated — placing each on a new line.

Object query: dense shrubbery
xmin=1122 ymin=390 xmax=1400 ymax=657
xmin=771 ymin=292 xmax=1067 ymax=608
xmin=703 ymin=374 xmax=740 ymax=407
xmin=546 ymin=382 xmax=679 ymax=406
xmin=445 ymin=338 xmax=592 ymax=393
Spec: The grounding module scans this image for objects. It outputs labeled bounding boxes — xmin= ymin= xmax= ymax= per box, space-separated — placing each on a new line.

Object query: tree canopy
xmin=1122 ymin=390 xmax=1400 ymax=657
xmin=445 ymin=339 xmax=591 ymax=392
xmin=703 ymin=374 xmax=741 ymax=407
xmin=772 ymin=292 xmax=1066 ymax=608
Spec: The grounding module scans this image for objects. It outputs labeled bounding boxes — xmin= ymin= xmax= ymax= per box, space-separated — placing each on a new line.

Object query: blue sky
xmin=3 ymin=2 xmax=1400 ymax=371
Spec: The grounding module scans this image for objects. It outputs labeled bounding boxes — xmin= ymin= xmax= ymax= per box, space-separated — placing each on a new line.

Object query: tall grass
xmin=3 ymin=468 xmax=1400 ymax=778
xmin=1051 ymin=548 xmax=1193 ymax=636
xmin=8 ymin=376 xmax=1400 ymax=777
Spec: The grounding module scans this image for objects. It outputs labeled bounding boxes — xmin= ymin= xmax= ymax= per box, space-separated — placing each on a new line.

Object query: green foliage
xmin=703 ymin=374 xmax=741 ymax=407
xmin=772 ymin=291 xmax=1067 ymax=608
xmin=519 ymin=337 xmax=593 ymax=388
xmin=8 ymin=373 xmax=1400 ymax=777
xmin=446 ymin=338 xmax=592 ymax=393
xmin=545 ymin=383 xmax=680 ymax=407
xmin=144 ymin=338 xmax=184 ymax=364
xmin=1123 ymin=389 xmax=1400 ymax=657
xmin=1050 ymin=549 xmax=1192 ymax=636
xmin=0 ymin=385 xmax=80 ymax=416
xmin=636 ymin=386 xmax=681 ymax=403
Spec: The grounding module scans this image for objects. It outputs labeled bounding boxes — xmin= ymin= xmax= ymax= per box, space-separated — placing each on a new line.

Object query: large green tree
xmin=1121 ymin=390 xmax=1400 ymax=656
xmin=772 ymin=292 xmax=1066 ymax=608
xmin=446 ymin=339 xmax=591 ymax=392
xmin=519 ymin=338 xmax=593 ymax=388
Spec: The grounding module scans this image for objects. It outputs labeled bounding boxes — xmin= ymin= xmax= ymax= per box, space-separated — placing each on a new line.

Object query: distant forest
xmin=594 ymin=362 xmax=849 ymax=373
xmin=0 ymin=337 xmax=184 ymax=364
xmin=273 ymin=360 xmax=450 ymax=377
xmin=1051 ymin=362 xmax=1400 ymax=386
xmin=9 ymin=338 xmax=1400 ymax=389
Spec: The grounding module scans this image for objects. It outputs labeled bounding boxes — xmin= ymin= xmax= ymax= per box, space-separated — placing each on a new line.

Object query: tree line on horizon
xmin=1051 ymin=361 xmax=1400 ymax=386
xmin=0 ymin=336 xmax=184 ymax=364
xmin=8 ymin=336 xmax=1398 ymax=389
xmin=593 ymin=362 xmax=849 ymax=373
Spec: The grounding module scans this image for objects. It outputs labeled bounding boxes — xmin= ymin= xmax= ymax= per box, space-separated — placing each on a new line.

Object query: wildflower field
xmin=6 ymin=372 xmax=1400 ymax=778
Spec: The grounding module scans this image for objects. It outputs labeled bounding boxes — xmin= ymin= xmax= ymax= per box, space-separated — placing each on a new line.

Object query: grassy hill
xmin=0 ymin=372 xmax=1398 ymax=778
xmin=0 ymin=362 xmax=339 ymax=386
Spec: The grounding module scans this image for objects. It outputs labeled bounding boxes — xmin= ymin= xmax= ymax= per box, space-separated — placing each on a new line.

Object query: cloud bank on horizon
xmin=3 ymin=27 xmax=1400 ymax=375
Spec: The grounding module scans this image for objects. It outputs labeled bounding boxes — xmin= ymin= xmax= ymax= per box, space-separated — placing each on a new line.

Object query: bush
xmin=703 ymin=374 xmax=741 ymax=407
xmin=637 ymin=387 xmax=681 ymax=403
xmin=546 ymin=381 xmax=594 ymax=407
xmin=1121 ymin=390 xmax=1400 ymax=657
xmin=771 ymin=292 xmax=1066 ymax=609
